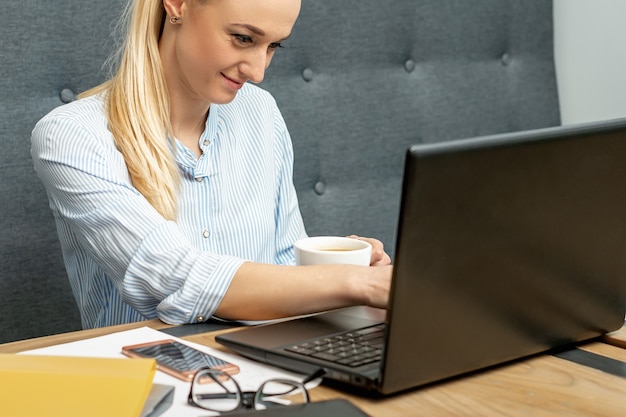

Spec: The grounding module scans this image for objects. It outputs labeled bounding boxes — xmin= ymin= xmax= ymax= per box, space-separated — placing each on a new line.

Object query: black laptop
xmin=217 ymin=118 xmax=626 ymax=395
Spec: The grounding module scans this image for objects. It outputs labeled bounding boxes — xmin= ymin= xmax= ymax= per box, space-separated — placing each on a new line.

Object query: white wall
xmin=554 ymin=0 xmax=626 ymax=125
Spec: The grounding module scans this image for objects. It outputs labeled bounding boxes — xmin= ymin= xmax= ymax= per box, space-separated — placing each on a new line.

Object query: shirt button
xmin=203 ymin=139 xmax=211 ymax=146
xmin=197 ymin=316 xmax=205 ymax=322
xmin=202 ymin=229 xmax=211 ymax=239
xmin=195 ymin=177 xmax=204 ymax=183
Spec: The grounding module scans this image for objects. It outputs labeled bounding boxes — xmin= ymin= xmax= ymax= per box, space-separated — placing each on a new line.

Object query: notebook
xmin=217 ymin=118 xmax=626 ymax=395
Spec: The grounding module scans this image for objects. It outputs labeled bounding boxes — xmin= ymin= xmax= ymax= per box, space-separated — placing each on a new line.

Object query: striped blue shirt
xmin=31 ymin=83 xmax=307 ymax=328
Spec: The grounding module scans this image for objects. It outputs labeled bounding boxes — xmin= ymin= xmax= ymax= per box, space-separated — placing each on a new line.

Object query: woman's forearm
xmin=215 ymin=262 xmax=392 ymax=321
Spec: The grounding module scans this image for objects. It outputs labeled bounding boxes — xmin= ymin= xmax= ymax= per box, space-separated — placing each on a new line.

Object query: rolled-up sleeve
xmin=125 ymin=221 xmax=245 ymax=323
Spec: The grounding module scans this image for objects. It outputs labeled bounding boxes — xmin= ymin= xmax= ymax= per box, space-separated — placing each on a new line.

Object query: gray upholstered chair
xmin=0 ymin=0 xmax=559 ymax=343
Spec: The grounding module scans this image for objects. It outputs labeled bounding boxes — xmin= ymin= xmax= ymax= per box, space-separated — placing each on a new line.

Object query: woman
xmin=31 ymin=0 xmax=392 ymax=329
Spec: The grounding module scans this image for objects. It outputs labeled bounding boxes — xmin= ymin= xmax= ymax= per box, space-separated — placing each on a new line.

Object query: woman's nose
xmin=241 ymin=51 xmax=268 ymax=84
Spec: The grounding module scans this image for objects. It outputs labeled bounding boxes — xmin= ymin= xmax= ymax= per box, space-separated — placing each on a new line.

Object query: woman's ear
xmin=162 ymin=0 xmax=185 ymax=19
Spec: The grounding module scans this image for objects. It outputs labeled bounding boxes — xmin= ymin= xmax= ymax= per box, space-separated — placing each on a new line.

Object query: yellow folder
xmin=0 ymin=354 xmax=156 ymax=417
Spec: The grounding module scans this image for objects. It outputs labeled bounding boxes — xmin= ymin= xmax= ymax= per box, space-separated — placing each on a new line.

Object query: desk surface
xmin=2 ymin=321 xmax=626 ymax=416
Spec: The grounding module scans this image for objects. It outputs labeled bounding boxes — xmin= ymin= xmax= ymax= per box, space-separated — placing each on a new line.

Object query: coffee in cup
xmin=294 ymin=236 xmax=372 ymax=266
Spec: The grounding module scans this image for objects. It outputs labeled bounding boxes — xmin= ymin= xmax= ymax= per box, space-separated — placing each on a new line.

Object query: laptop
xmin=217 ymin=118 xmax=626 ymax=395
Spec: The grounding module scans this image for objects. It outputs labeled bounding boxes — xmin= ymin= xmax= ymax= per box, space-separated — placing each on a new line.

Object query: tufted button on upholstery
xmin=314 ymin=181 xmax=326 ymax=195
xmin=60 ymin=88 xmax=76 ymax=103
xmin=501 ymin=52 xmax=510 ymax=66
xmin=404 ymin=59 xmax=416 ymax=73
xmin=302 ymin=68 xmax=314 ymax=82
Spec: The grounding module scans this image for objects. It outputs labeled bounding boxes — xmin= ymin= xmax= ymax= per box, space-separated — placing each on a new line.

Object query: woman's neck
xmin=169 ymin=102 xmax=209 ymax=158
xmin=159 ymin=28 xmax=210 ymax=159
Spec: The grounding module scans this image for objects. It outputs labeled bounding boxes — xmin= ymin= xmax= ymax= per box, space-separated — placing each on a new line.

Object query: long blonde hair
xmin=82 ymin=0 xmax=178 ymax=220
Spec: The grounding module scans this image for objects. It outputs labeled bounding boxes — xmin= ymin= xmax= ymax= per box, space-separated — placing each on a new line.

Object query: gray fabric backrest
xmin=0 ymin=0 xmax=559 ymax=343
xmin=261 ymin=0 xmax=560 ymax=255
xmin=0 ymin=2 xmax=121 ymax=343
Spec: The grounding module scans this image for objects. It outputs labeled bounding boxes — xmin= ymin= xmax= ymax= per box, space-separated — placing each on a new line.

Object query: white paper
xmin=20 ymin=326 xmax=320 ymax=417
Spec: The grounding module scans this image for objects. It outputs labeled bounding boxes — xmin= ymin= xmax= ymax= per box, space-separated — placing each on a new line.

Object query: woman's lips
xmin=222 ymin=73 xmax=244 ymax=91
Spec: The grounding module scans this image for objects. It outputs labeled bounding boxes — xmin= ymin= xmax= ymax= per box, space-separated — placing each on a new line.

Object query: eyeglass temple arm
xmin=302 ymin=368 xmax=326 ymax=385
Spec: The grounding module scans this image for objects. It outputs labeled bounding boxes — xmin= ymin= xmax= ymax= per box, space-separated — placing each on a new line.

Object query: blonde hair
xmin=82 ymin=0 xmax=178 ymax=220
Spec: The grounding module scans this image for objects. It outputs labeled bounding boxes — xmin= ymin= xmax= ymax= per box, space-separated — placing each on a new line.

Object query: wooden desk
xmin=604 ymin=324 xmax=626 ymax=349
xmin=2 ymin=322 xmax=626 ymax=416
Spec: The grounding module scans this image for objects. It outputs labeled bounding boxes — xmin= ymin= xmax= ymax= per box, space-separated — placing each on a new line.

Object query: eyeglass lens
xmin=190 ymin=370 xmax=309 ymax=413
xmin=191 ymin=370 xmax=242 ymax=412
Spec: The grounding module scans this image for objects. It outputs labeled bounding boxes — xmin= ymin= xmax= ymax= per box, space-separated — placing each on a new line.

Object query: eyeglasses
xmin=188 ymin=368 xmax=319 ymax=413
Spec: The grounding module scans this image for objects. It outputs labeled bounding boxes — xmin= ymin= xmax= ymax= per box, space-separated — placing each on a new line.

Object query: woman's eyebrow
xmin=231 ymin=23 xmax=265 ymax=36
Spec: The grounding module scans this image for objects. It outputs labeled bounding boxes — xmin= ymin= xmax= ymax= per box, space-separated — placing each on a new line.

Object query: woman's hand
xmin=347 ymin=235 xmax=392 ymax=266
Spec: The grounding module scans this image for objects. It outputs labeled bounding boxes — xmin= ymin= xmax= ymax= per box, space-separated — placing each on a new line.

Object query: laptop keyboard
xmin=285 ymin=324 xmax=385 ymax=367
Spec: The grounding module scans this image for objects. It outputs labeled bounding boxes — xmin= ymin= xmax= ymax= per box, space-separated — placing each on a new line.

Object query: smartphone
xmin=122 ymin=339 xmax=239 ymax=382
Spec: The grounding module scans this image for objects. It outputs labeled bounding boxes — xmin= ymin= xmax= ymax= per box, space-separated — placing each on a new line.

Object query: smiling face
xmin=160 ymin=0 xmax=301 ymax=106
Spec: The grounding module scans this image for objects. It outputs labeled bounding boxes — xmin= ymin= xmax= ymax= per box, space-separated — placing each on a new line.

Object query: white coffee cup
xmin=294 ymin=236 xmax=372 ymax=266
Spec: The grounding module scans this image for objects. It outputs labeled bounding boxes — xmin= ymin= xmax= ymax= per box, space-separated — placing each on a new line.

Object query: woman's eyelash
xmin=233 ymin=34 xmax=253 ymax=44
xmin=233 ymin=34 xmax=283 ymax=50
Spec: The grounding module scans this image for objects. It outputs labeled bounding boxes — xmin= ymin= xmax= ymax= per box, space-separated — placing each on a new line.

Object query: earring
xmin=169 ymin=16 xmax=180 ymax=24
